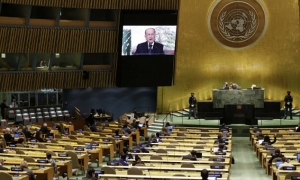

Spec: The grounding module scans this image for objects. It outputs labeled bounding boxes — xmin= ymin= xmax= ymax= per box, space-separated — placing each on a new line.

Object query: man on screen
xmin=135 ymin=28 xmax=165 ymax=55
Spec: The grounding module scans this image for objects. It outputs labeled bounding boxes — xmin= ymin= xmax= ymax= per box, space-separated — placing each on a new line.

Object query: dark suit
xmin=0 ymin=102 xmax=8 ymax=118
xmin=135 ymin=42 xmax=164 ymax=55
xmin=4 ymin=133 xmax=14 ymax=144
xmin=0 ymin=166 xmax=8 ymax=170
xmin=40 ymin=126 xmax=49 ymax=134
xmin=118 ymin=159 xmax=128 ymax=166
xmin=284 ymin=94 xmax=293 ymax=119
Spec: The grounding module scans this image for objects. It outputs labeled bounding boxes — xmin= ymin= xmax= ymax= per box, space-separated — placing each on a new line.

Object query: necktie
xmin=148 ymin=44 xmax=153 ymax=55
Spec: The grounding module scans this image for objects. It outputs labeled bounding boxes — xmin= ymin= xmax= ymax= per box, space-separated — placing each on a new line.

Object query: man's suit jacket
xmin=135 ymin=42 xmax=164 ymax=55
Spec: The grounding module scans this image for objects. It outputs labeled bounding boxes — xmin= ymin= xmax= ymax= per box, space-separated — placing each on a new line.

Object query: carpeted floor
xmin=230 ymin=137 xmax=271 ymax=180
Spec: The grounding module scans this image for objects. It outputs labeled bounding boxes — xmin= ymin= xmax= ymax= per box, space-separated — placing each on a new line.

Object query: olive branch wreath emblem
xmin=219 ymin=11 xmax=257 ymax=40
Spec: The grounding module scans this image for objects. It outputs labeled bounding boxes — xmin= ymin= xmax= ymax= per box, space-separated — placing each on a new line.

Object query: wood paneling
xmin=0 ymin=0 xmax=179 ymax=10
xmin=0 ymin=71 xmax=115 ymax=91
xmin=0 ymin=26 xmax=117 ymax=53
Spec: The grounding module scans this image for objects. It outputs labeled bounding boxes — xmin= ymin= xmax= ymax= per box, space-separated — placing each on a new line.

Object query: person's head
xmin=0 ymin=159 xmax=4 ymax=165
xmin=17 ymin=138 xmax=24 ymax=144
xmin=282 ymin=157 xmax=288 ymax=163
xmin=190 ymin=150 xmax=197 ymax=157
xmin=225 ymin=82 xmax=228 ymax=86
xmin=145 ymin=136 xmax=149 ymax=141
xmin=191 ymin=93 xmax=194 ymax=97
xmin=221 ymin=123 xmax=226 ymax=127
xmin=151 ymin=133 xmax=156 ymax=139
xmin=287 ymin=91 xmax=291 ymax=95
xmin=43 ymin=123 xmax=47 ymax=127
xmin=115 ymin=129 xmax=119 ymax=136
xmin=5 ymin=128 xmax=10 ymax=134
xmin=217 ymin=134 xmax=222 ymax=139
xmin=144 ymin=28 xmax=156 ymax=44
xmin=46 ymin=153 xmax=52 ymax=160
xmin=86 ymin=167 xmax=95 ymax=177
xmin=123 ymin=148 xmax=129 ymax=155
xmin=298 ymin=124 xmax=300 ymax=127
xmin=264 ymin=135 xmax=270 ymax=142
xmin=120 ymin=153 xmax=127 ymax=161
xmin=20 ymin=161 xmax=28 ymax=168
xmin=123 ymin=124 xmax=128 ymax=129
xmin=165 ymin=122 xmax=171 ymax=127
xmin=13 ymin=99 xmax=16 ymax=102
xmin=274 ymin=148 xmax=281 ymax=155
xmin=156 ymin=132 xmax=160 ymax=138
xmin=201 ymin=169 xmax=209 ymax=179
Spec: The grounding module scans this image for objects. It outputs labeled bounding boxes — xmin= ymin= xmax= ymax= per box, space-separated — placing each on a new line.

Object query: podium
xmin=223 ymin=104 xmax=255 ymax=125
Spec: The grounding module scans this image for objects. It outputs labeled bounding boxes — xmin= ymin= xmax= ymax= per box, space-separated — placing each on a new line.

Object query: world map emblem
xmin=208 ymin=0 xmax=268 ymax=49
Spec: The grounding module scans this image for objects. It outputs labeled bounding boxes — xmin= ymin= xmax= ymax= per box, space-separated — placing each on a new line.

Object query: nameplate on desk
xmin=58 ymin=154 xmax=68 ymax=157
xmin=30 ymin=139 xmax=37 ymax=142
xmin=215 ymin=152 xmax=226 ymax=155
xmin=91 ymin=143 xmax=99 ymax=146
xmin=11 ymin=167 xmax=23 ymax=171
xmin=9 ymin=144 xmax=16 ymax=147
xmin=75 ymin=147 xmax=84 ymax=151
xmin=209 ymin=173 xmax=222 ymax=178
xmin=64 ymin=132 xmax=69 ymax=135
xmin=103 ymin=139 xmax=110 ymax=142
xmin=114 ymin=135 xmax=121 ymax=138
xmin=212 ymin=158 xmax=225 ymax=162
xmin=131 ymin=149 xmax=141 ymax=153
xmin=291 ymin=176 xmax=300 ymax=180
xmin=210 ymin=165 xmax=225 ymax=169
xmin=282 ymin=166 xmax=296 ymax=170
xmin=266 ymin=147 xmax=275 ymax=150
xmin=48 ymin=136 xmax=53 ymax=139
xmin=37 ymin=159 xmax=48 ymax=163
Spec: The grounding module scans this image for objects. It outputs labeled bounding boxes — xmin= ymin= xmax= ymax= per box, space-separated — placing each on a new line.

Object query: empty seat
xmin=43 ymin=112 xmax=50 ymax=121
xmin=42 ymin=108 xmax=48 ymax=113
xmin=56 ymin=111 xmax=64 ymax=120
xmin=28 ymin=109 xmax=35 ymax=113
xmin=63 ymin=110 xmax=71 ymax=120
xmin=15 ymin=109 xmax=21 ymax=114
xmin=56 ymin=107 xmax=61 ymax=111
xmin=7 ymin=110 xmax=15 ymax=120
xmin=49 ymin=107 xmax=55 ymax=112
xmin=22 ymin=109 xmax=28 ymax=114
xmin=37 ymin=112 xmax=44 ymax=123
xmin=50 ymin=111 xmax=58 ymax=120
xmin=15 ymin=114 xmax=22 ymax=123
xmin=23 ymin=113 xmax=30 ymax=125
xmin=30 ymin=113 xmax=37 ymax=123
xmin=36 ymin=108 xmax=41 ymax=112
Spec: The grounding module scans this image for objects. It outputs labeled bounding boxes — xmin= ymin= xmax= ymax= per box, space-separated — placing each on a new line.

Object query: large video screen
xmin=117 ymin=11 xmax=178 ymax=87
xmin=122 ymin=26 xmax=177 ymax=56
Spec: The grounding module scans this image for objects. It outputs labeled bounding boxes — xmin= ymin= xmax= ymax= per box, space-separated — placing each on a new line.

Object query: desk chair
xmin=24 ymin=156 xmax=35 ymax=162
xmin=66 ymin=151 xmax=84 ymax=176
xmin=0 ymin=172 xmax=13 ymax=180
xmin=64 ymin=145 xmax=74 ymax=150
xmin=156 ymin=149 xmax=167 ymax=153
xmin=181 ymin=163 xmax=195 ymax=168
xmin=101 ymin=166 xmax=116 ymax=174
xmin=150 ymin=155 xmax=162 ymax=160
xmin=38 ymin=144 xmax=47 ymax=149
xmin=127 ymin=167 xmax=143 ymax=175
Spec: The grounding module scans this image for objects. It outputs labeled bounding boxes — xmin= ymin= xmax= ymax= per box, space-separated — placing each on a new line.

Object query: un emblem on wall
xmin=208 ymin=0 xmax=268 ymax=49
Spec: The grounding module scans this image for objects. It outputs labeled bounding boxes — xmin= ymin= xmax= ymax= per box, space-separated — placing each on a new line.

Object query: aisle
xmin=230 ymin=137 xmax=271 ymax=180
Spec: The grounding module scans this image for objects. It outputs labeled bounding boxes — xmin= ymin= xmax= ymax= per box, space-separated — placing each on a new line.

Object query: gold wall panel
xmin=157 ymin=0 xmax=300 ymax=113
xmin=0 ymin=27 xmax=117 ymax=53
xmin=0 ymin=0 xmax=179 ymax=10
xmin=0 ymin=71 xmax=115 ymax=91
